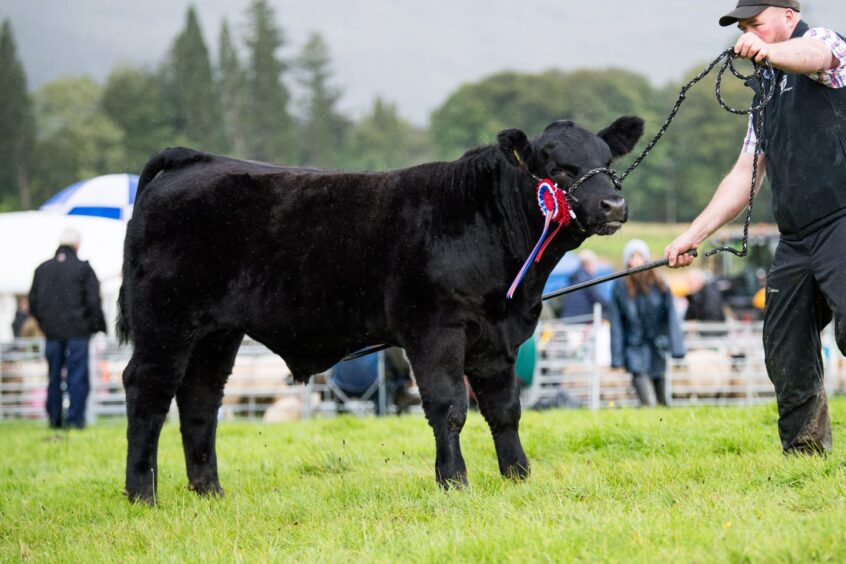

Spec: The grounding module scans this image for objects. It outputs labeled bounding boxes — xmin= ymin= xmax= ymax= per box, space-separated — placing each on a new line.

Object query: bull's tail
xmin=118 ymin=147 xmax=213 ymax=343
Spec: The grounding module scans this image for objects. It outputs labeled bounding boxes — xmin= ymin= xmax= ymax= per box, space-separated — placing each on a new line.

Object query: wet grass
xmin=2 ymin=399 xmax=846 ymax=562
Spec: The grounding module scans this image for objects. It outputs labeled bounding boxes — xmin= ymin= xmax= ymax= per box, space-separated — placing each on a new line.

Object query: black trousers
xmin=763 ymin=217 xmax=846 ymax=453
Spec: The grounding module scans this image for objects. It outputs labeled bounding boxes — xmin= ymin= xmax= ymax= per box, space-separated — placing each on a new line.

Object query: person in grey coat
xmin=609 ymin=240 xmax=685 ymax=406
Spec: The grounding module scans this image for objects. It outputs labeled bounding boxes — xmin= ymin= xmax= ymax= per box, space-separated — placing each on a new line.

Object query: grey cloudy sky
xmin=3 ymin=0 xmax=846 ymax=124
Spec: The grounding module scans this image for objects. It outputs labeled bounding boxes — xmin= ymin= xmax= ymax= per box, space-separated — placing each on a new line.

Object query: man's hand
xmin=665 ymin=233 xmax=698 ymax=268
xmin=735 ymin=32 xmax=770 ymax=63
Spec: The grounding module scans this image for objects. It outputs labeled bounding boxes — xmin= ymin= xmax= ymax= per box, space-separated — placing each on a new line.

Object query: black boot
xmin=653 ymin=377 xmax=668 ymax=406
xmin=632 ymin=374 xmax=656 ymax=407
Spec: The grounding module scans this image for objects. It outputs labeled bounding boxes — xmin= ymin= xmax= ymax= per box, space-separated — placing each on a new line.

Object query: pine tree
xmin=343 ymin=98 xmax=432 ymax=171
xmin=218 ymin=20 xmax=246 ymax=157
xmin=29 ymin=77 xmax=126 ymax=206
xmin=242 ymin=0 xmax=293 ymax=162
xmin=162 ymin=6 xmax=225 ymax=152
xmin=102 ymin=65 xmax=176 ymax=172
xmin=296 ymin=32 xmax=349 ymax=168
xmin=0 ymin=19 xmax=35 ymax=209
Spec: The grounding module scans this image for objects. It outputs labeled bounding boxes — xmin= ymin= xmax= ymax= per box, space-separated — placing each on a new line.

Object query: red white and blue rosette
xmin=537 ymin=179 xmax=559 ymax=220
xmin=506 ymin=178 xmax=573 ymax=299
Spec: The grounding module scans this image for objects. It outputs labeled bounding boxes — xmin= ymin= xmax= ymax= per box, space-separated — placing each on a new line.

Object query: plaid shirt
xmin=742 ymin=27 xmax=846 ymax=154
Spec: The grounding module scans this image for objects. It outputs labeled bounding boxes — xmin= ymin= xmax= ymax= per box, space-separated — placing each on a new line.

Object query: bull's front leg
xmin=467 ymin=367 xmax=529 ymax=480
xmin=405 ymin=330 xmax=469 ymax=488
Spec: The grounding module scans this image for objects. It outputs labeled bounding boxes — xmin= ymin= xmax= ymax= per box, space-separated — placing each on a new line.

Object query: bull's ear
xmin=497 ymin=128 xmax=533 ymax=169
xmin=598 ymin=116 xmax=644 ymax=158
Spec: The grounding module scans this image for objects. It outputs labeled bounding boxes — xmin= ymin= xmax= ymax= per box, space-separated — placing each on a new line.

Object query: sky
xmin=3 ymin=0 xmax=846 ymax=125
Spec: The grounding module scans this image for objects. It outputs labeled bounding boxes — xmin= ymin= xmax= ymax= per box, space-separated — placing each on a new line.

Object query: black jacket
xmin=684 ymin=282 xmax=726 ymax=322
xmin=752 ymin=21 xmax=846 ymax=237
xmin=29 ymin=245 xmax=107 ymax=339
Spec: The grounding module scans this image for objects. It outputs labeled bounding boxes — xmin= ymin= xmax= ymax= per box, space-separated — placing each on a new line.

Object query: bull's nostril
xmin=601 ymin=198 xmax=625 ymax=212
xmin=600 ymin=197 xmax=627 ymax=221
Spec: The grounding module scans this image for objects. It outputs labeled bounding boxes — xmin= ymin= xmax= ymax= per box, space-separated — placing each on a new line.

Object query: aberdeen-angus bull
xmin=118 ymin=116 xmax=643 ymax=503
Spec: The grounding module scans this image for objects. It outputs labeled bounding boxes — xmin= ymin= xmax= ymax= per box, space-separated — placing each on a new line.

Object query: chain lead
xmin=564 ymin=49 xmax=774 ymax=260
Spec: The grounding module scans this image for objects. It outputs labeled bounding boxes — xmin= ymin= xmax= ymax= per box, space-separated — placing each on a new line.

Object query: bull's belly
xmin=244 ymin=320 xmax=391 ymax=380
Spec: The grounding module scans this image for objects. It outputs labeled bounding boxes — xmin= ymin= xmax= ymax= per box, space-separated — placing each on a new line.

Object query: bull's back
xmin=124 ymin=155 xmax=427 ymax=351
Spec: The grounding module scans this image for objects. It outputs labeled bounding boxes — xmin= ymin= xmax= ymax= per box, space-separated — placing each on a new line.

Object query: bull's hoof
xmin=188 ymin=481 xmax=225 ymax=497
xmin=123 ymin=488 xmax=156 ymax=506
xmin=502 ymin=462 xmax=530 ymax=481
xmin=437 ymin=470 xmax=469 ymax=490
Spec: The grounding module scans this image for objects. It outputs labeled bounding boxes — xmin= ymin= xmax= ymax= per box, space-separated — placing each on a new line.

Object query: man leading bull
xmin=665 ymin=0 xmax=846 ymax=454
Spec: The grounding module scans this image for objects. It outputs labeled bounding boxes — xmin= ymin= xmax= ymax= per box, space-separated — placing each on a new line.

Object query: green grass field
xmin=578 ymin=221 xmax=685 ymax=268
xmin=577 ymin=221 xmax=778 ymax=269
xmin=3 ymin=400 xmax=846 ymax=562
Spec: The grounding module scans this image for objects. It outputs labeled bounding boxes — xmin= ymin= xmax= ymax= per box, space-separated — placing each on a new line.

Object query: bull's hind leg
xmin=176 ymin=330 xmax=243 ymax=497
xmin=405 ymin=330 xmax=469 ymax=488
xmin=467 ymin=368 xmax=529 ymax=480
xmin=123 ymin=345 xmax=191 ymax=504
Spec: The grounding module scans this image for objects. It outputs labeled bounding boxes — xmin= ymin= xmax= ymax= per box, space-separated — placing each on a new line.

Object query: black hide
xmin=118 ymin=116 xmax=643 ymax=503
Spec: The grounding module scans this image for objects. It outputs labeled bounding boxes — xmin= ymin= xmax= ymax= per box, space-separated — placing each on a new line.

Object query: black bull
xmin=118 ymin=116 xmax=644 ymax=503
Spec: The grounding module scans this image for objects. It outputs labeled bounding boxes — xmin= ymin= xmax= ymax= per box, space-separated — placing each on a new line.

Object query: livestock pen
xmin=3 ymin=317 xmax=846 ymax=422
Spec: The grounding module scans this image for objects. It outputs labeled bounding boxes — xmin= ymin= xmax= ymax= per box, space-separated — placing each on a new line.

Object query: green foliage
xmin=217 ymin=20 xmax=248 ymax=158
xmin=161 ymin=6 xmax=226 ymax=153
xmin=242 ymin=0 xmax=294 ymax=162
xmin=29 ymin=77 xmax=125 ymax=205
xmin=0 ymin=19 xmax=35 ymax=209
xmin=429 ymin=68 xmax=657 ymax=160
xmin=294 ymin=32 xmax=350 ymax=168
xmin=0 ymin=6 xmax=781 ymax=225
xmin=3 ymin=401 xmax=846 ymax=561
xmin=429 ymin=65 xmax=774 ymax=225
xmin=342 ymin=98 xmax=433 ymax=171
xmin=659 ymin=61 xmax=774 ymax=223
xmin=101 ymin=65 xmax=176 ymax=173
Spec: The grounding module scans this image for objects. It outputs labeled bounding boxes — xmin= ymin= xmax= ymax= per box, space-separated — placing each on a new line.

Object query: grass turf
xmin=2 ymin=400 xmax=846 ymax=562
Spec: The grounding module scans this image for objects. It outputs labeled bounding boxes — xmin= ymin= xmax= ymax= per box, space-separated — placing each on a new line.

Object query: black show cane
xmin=542 ymin=249 xmax=698 ymax=300
xmin=343 ymin=250 xmax=697 ymax=361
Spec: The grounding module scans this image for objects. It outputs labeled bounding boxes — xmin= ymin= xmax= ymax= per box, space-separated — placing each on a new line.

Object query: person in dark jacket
xmin=561 ymin=250 xmax=608 ymax=322
xmin=684 ymin=268 xmax=726 ymax=322
xmin=28 ymin=228 xmax=106 ymax=429
xmin=12 ymin=296 xmax=31 ymax=337
xmin=610 ymin=240 xmax=685 ymax=406
xmin=666 ymin=1 xmax=846 ymax=453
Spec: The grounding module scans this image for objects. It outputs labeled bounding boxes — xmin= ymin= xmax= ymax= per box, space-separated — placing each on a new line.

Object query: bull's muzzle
xmin=592 ymin=194 xmax=627 ymax=235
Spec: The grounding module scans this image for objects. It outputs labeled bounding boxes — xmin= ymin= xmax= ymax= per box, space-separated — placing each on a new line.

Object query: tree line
xmin=0 ymin=1 xmax=772 ymax=223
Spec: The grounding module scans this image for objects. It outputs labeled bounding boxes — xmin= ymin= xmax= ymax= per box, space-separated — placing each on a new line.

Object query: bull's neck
xmin=498 ymin=159 xmax=586 ymax=266
xmin=450 ymin=149 xmax=588 ymax=297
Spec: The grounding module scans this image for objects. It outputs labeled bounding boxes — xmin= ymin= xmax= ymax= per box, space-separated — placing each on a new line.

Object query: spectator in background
xmin=28 ymin=228 xmax=106 ymax=429
xmin=609 ymin=240 xmax=685 ymax=406
xmin=561 ymin=250 xmax=608 ymax=322
xmin=12 ymin=295 xmax=42 ymax=338
xmin=385 ymin=346 xmax=420 ymax=414
xmin=684 ymin=268 xmax=727 ymax=322
xmin=325 ymin=347 xmax=420 ymax=414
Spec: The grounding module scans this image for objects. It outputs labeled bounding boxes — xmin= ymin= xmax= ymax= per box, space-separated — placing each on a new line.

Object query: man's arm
xmin=735 ymin=33 xmax=838 ymax=74
xmin=27 ymin=270 xmax=40 ymax=324
xmin=665 ymin=152 xmax=766 ymax=267
xmin=82 ymin=264 xmax=107 ymax=334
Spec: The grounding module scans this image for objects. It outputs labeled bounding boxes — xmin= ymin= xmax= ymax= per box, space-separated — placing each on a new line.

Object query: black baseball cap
xmin=719 ymin=0 xmax=801 ymax=27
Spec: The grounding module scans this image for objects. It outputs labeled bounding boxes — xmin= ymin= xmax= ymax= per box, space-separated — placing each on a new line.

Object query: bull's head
xmin=497 ymin=116 xmax=644 ymax=236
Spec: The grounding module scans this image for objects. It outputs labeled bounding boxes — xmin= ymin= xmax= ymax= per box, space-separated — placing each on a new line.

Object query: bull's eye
xmin=552 ymin=165 xmax=579 ymax=180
